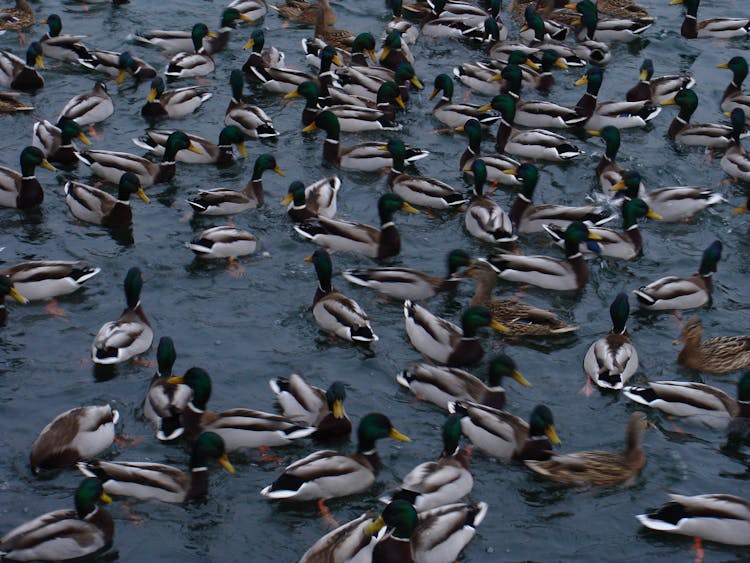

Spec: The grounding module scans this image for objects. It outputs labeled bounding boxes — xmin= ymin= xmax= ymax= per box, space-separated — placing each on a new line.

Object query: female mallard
xmin=91 ymin=267 xmax=153 ymax=365
xmin=57 ymin=81 xmax=113 ymax=127
xmin=567 ymin=0 xmax=651 ymax=43
xmin=464 ymin=159 xmax=516 ymax=244
xmin=0 ymin=42 xmax=44 ymax=92
xmin=721 ymin=108 xmax=750 ymax=184
xmin=313 ymin=0 xmax=353 ymax=49
xmin=0 ymin=146 xmax=55 ymax=209
xmin=78 ymin=51 xmax=156 ymax=85
xmin=164 ymin=23 xmax=217 ymax=79
xmin=64 ymin=173 xmax=150 ymax=228
xmin=463 ymin=259 xmax=578 ymax=336
xmin=717 ymin=56 xmax=750 ymax=119
xmin=457 ymin=118 xmax=521 ymax=187
xmin=0 ymin=275 xmax=27 ymax=325
xmin=379 ymin=414 xmax=472 ymax=512
xmin=448 ymin=402 xmax=560 ymax=461
xmin=429 ymin=73 xmax=498 ymax=130
xmin=132 ymin=126 xmax=247 ymax=165
xmin=260 ymin=412 xmax=409 ymax=501
xmin=404 ymin=301 xmax=509 ymax=367
xmin=0 ymin=478 xmax=113 ymax=562
xmin=78 ymin=432 xmax=235 ymax=503
xmin=32 ymin=118 xmax=92 ymax=165
xmin=273 ymin=0 xmax=320 ymax=25
xmin=662 ymin=89 xmax=745 ymax=149
xmin=633 ymin=240 xmax=722 ymax=310
xmin=141 ymin=76 xmax=212 ymax=121
xmin=626 ymin=59 xmax=695 ymax=104
xmin=143 ymin=336 xmax=192 ymax=441
xmin=269 ymin=374 xmax=351 ymax=439
xmin=305 ymin=248 xmax=378 ymax=343
xmin=30 ymin=405 xmax=119 ymax=474
xmin=397 ymin=353 xmax=531 ymax=410
xmin=636 ymin=494 xmax=750 ymax=546
xmin=342 ymin=248 xmax=471 ymax=301
xmin=488 ymin=221 xmax=602 ymax=291
xmin=281 ymin=176 xmax=339 ymax=221
xmin=77 ymin=130 xmax=200 ymax=187
xmin=525 ymin=412 xmax=652 ymax=486
xmin=225 ymin=70 xmax=277 ymax=139
xmin=0 ymin=261 xmax=99 ymax=302
xmin=0 ymin=0 xmax=34 ymax=33
xmin=676 ymin=317 xmax=750 ymax=374
xmin=0 ymin=91 xmax=33 ymax=113
xmin=38 ymin=14 xmax=90 ymax=62
xmin=186 ymin=226 xmax=257 ymax=262
xmin=669 ymin=0 xmax=749 ymax=39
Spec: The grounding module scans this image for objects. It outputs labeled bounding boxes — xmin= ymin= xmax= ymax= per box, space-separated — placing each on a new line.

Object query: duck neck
xmin=216 ymin=144 xmax=235 ymax=166
xmin=574 ymin=90 xmax=597 ymax=119
xmin=470 ymin=273 xmax=495 ymax=308
xmin=681 ymin=10 xmax=698 ymax=39
xmin=183 ymin=402 xmax=204 ymax=442
xmin=86 ymin=506 xmax=115 ymax=543
xmin=495 ymin=119 xmax=512 ymax=151
xmin=564 ymin=241 xmax=588 ymax=288
xmin=509 ymin=191 xmax=531 ymax=227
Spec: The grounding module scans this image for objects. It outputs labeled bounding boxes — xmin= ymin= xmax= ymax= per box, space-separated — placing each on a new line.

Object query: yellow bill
xmin=389 ymin=428 xmax=410 ymax=442
xmin=526 ymin=59 xmax=541 ymax=70
xmin=477 ymin=103 xmax=492 ymax=112
xmin=302 ymin=122 xmax=317 ymax=133
xmin=660 ymin=97 xmax=676 ymax=106
xmin=717 ymin=62 xmax=729 ymax=69
xmin=332 ymin=399 xmax=344 ymax=419
xmin=639 ymin=68 xmax=649 ymax=80
xmin=555 ymin=58 xmax=568 ymax=70
xmin=9 ymin=287 xmax=28 ymax=304
xmin=502 ymin=168 xmax=518 ymax=175
xmin=401 ymin=202 xmax=420 ymax=214
xmin=669 ymin=0 xmax=683 ymax=5
xmin=280 ymin=193 xmax=294 ymax=205
xmin=304 ymin=254 xmax=314 ymax=262
xmin=586 ymin=130 xmax=602 ymax=136
xmin=283 ymin=90 xmax=300 ymax=100
xmin=331 ymin=54 xmax=343 ymax=67
xmin=99 ymin=492 xmax=113 ymax=504
xmin=364 ymin=516 xmax=385 ymax=536
xmin=218 ymin=453 xmax=236 ymax=474
xmin=237 ymin=142 xmax=248 ymax=158
xmin=491 ymin=319 xmax=511 ymax=333
xmin=187 ymin=142 xmax=203 ymax=155
xmin=136 ymin=188 xmax=151 ymax=203
xmin=41 ymin=159 xmax=56 ymax=172
xmin=410 ymin=76 xmax=424 ymax=89
xmin=167 ymin=375 xmax=185 ymax=384
xmin=274 ymin=165 xmax=285 ymax=176
xmin=367 ymin=49 xmax=376 ymax=63
xmin=116 ymin=69 xmax=127 ymax=84
xmin=546 ymin=425 xmax=561 ymax=445
xmin=587 ymin=231 xmax=603 ymax=241
xmin=646 ymin=209 xmax=662 ymax=220
xmin=610 ymin=179 xmax=626 ymax=191
xmin=379 ymin=46 xmax=391 ymax=62
xmin=77 ymin=131 xmax=92 ymax=146
xmin=731 ymin=204 xmax=748 ymax=215
xmin=146 ymin=88 xmax=158 ymax=102
xmin=239 ymin=14 xmax=254 ymax=23
xmin=512 ymin=370 xmax=532 ymax=388
xmin=574 ymin=75 xmax=588 ymax=86
xmin=428 ymin=88 xmax=440 ymax=101
xmin=243 ymin=38 xmax=255 ymax=50
xmin=35 ymin=56 xmax=44 ymax=69
xmin=207 ymin=31 xmax=218 ymax=39
xmin=394 ymin=95 xmax=406 ymax=110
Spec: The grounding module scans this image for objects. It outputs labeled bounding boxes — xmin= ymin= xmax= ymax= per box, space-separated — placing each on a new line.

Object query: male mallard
xmin=448 ymin=402 xmax=560 ymax=461
xmin=429 ymin=73 xmax=498 ymax=130
xmin=386 ymin=0 xmax=419 ymax=44
xmin=186 ymin=226 xmax=257 ymax=261
xmin=525 ymin=412 xmax=652 ymax=486
xmin=404 ymin=301 xmax=509 ymax=367
xmin=225 ymin=70 xmax=277 ymax=139
xmin=78 ymin=432 xmax=235 ymax=503
xmin=301 ymin=32 xmax=376 ymax=70
xmin=30 ymin=405 xmax=119 ymax=474
xmin=453 ymin=50 xmax=540 ymax=97
xmin=626 ymin=59 xmax=694 ymax=104
xmin=241 ymin=29 xmax=285 ymax=73
xmin=132 ymin=126 xmax=247 ymax=165
xmin=336 ymin=61 xmax=422 ymax=105
xmin=464 ymin=159 xmax=516 ymax=244
xmin=721 ymin=108 xmax=750 ymax=184
xmin=0 ymin=146 xmax=54 ymax=209
xmin=299 ymin=512 xmax=379 ymax=563
xmin=379 ymin=30 xmax=414 ymax=72
xmin=633 ymin=240 xmax=722 ymax=311
xmin=141 ymin=76 xmax=212 ymax=121
xmin=566 ymin=0 xmax=651 ymax=43
xmin=0 ymin=261 xmax=99 ymax=301
xmin=0 ymin=42 xmax=44 ymax=92
xmin=282 ymin=176 xmax=340 ymax=221
xmin=227 ymin=0 xmax=268 ymax=22
xmin=32 ymin=117 xmax=92 ymax=165
xmin=0 ymin=0 xmax=34 ymax=33
xmin=57 ymin=81 xmax=113 ymax=127
xmin=397 ymin=353 xmax=531 ymax=410
xmin=91 ymin=267 xmax=153 ymax=365
xmin=164 ymin=23 xmax=217 ymax=79
xmin=0 ymin=478 xmax=113 ymax=562
xmin=0 ymin=275 xmax=27 ymax=325
xmin=589 ymin=125 xmax=628 ymax=194
xmin=38 ymin=14 xmax=90 ymax=62
xmin=457 ymin=118 xmax=521 ymax=187
xmin=662 ymin=89 xmax=745 ymax=149
xmin=260 ymin=412 xmax=409 ymax=501
xmin=77 ymin=130 xmax=200 ymax=187
xmin=488 ymin=221 xmax=602 ymax=291
xmin=64 ymin=173 xmax=150 ymax=228
xmin=717 ymin=56 xmax=750 ymax=121
xmin=669 ymin=0 xmax=749 ymax=39
xmin=143 ymin=336 xmax=192 ymax=441
xmin=636 ymin=494 xmax=750 ymax=546
xmin=676 ymin=317 xmax=750 ymax=374
xmin=78 ymin=51 xmax=156 ymax=85
xmin=305 ymin=248 xmax=378 ymax=343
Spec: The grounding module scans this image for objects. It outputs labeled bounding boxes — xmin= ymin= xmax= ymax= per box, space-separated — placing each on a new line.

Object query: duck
xmin=298 ymin=512 xmax=379 ymax=563
xmin=567 ymin=0 xmax=651 ymax=43
xmin=78 ymin=50 xmax=156 ymax=85
xmin=636 ymin=493 xmax=750 ymax=546
xmin=294 ymin=193 xmax=419 ymax=259
xmin=452 ymin=50 xmax=540 ymax=97
xmin=77 ymin=130 xmax=200 ymax=187
xmin=0 ymin=42 xmax=44 ymax=92
xmin=301 ymin=32 xmax=376 ymax=70
xmin=141 ymin=76 xmax=212 ymax=121
xmin=313 ymin=0 xmax=353 ymax=49
xmin=517 ymin=3 xmax=571 ymax=39
xmin=247 ymin=44 xmax=334 ymax=95
xmin=269 ymin=374 xmax=352 ymax=440
xmin=669 ymin=0 xmax=749 ymax=39
xmin=336 ymin=61 xmax=423 ymax=105
xmin=525 ymin=412 xmax=652 ymax=486
xmin=227 ymin=0 xmax=268 ymax=22
xmin=626 ymin=59 xmax=695 ymax=104
xmin=38 ymin=14 xmax=90 ymax=62
xmin=0 ymin=261 xmax=99 ymax=302
xmin=78 ymin=432 xmax=235 ymax=504
xmin=91 ymin=267 xmax=153 ymax=365
xmin=164 ymin=23 xmax=217 ymax=79
xmin=633 ymin=240 xmax=722 ymax=311
xmin=379 ymin=30 xmax=414 ymax=72
xmin=587 ymin=0 xmax=652 ymax=21
xmin=662 ymin=89 xmax=746 ymax=149
xmin=30 ymin=405 xmax=119 ymax=474
xmin=64 ymin=173 xmax=150 ymax=228
xmin=260 ymin=413 xmax=409 ymax=501
xmin=57 ymin=81 xmax=114 ymax=127
xmin=0 ymin=0 xmax=35 ymax=34
xmin=272 ymin=0 xmax=320 ymax=25
xmin=404 ymin=301 xmax=509 ymax=367
xmin=464 ymin=159 xmax=516 ymax=244
xmin=281 ymin=176 xmax=340 ymax=221
xmin=225 ymin=69 xmax=278 ymax=139
xmin=717 ymin=56 xmax=750 ymax=120
xmin=463 ymin=259 xmax=579 ymax=336
xmin=304 ymin=248 xmax=378 ymax=343
xmin=342 ymin=249 xmax=471 ymax=301
xmin=241 ymin=29 xmax=287 ymax=78
xmin=720 ymin=108 xmax=750 ymax=184
xmin=0 ymin=478 xmax=114 ymax=562
xmin=676 ymin=317 xmax=750 ymax=374
xmin=589 ymin=125 xmax=628 ymax=194
xmin=397 ymin=353 xmax=531 ymax=410
xmin=0 ymin=91 xmax=33 ymax=113
xmin=0 ymin=146 xmax=54 ymax=209
xmin=488 ymin=221 xmax=602 ymax=291
xmin=186 ymin=226 xmax=257 ymax=262
xmin=448 ymin=402 xmax=560 ymax=461
xmin=0 ymin=275 xmax=27 ymax=325
xmin=386 ymin=0 xmax=420 ymax=44
xmin=429 ymin=73 xmax=498 ymax=130
xmin=457 ymin=118 xmax=521 ymax=187
xmin=32 ymin=117 xmax=92 ymax=165
xmin=143 ymin=336 xmax=192 ymax=442
xmin=132 ymin=126 xmax=247 ymax=165
xmin=421 ymin=3 xmax=484 ymax=39
xmin=624 ymin=373 xmax=750 ymax=429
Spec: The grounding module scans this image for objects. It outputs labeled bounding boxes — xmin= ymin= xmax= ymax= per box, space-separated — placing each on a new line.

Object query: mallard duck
xmin=0 ymin=0 xmax=34 ymax=33
xmin=0 ymin=42 xmax=44 ymax=92
xmin=717 ymin=56 xmax=750 ymax=120
xmin=64 ymin=173 xmax=150 ymax=227
xmin=143 ymin=336 xmax=192 ymax=442
xmin=379 ymin=30 xmax=414 ymax=72
xmin=676 ymin=317 xmax=750 ymax=374
xmin=227 ymin=0 xmax=268 ymax=22
xmin=464 ymin=159 xmax=516 ymax=244
xmin=624 ymin=373 xmax=750 ymax=429
xmin=304 ymin=249 xmax=378 ymax=343
xmin=633 ymin=240 xmax=722 ymax=311
xmin=0 ymin=275 xmax=27 ymax=325
xmin=314 ymin=0 xmax=353 ymax=49
xmin=30 ymin=405 xmax=119 ymax=474
xmin=571 ymin=67 xmax=661 ymax=130
xmin=260 ymin=412 xmax=409 ymax=501
xmin=669 ymin=0 xmax=749 ymax=39
xmin=452 ymin=50 xmax=539 ymax=97
xmin=457 ymin=118 xmax=521 ymax=187
xmin=225 ymin=70 xmax=278 ymax=139
xmin=269 ymin=374 xmax=351 ymax=439
xmin=517 ymin=3 xmax=570 ymax=40
xmin=526 ymin=412 xmax=652 ymax=486
xmin=463 ymin=259 xmax=579 ymax=336
xmin=488 ymin=221 xmax=602 ymax=291
xmin=721 ymin=108 xmax=750 ymax=184
xmin=626 ymin=59 xmax=695 ymax=104
xmin=404 ymin=301 xmax=509 ymax=366
xmin=0 ymin=478 xmax=113 ymax=562
xmin=241 ymin=29 xmax=285 ymax=75
xmin=91 ymin=267 xmax=153 ymax=365
xmin=247 ymin=45 xmax=329 ymax=95
xmin=302 ymin=32 xmax=376 ymax=70
xmin=78 ymin=50 xmax=156 ymax=85
xmin=386 ymin=0 xmax=420 ymax=44
xmin=589 ymin=125 xmax=636 ymax=194
xmin=567 ymin=0 xmax=651 ymax=43
xmin=78 ymin=432 xmax=235 ymax=503
xmin=448 ymin=402 xmax=560 ymax=461
xmin=0 ymin=90 xmax=32 ymax=113
xmin=589 ymin=0 xmax=652 ymax=20
xmin=298 ymin=512 xmax=379 ymax=563
xmin=336 ymin=61 xmax=422 ymax=105
xmin=77 ymin=130 xmax=200 ymax=187
xmin=186 ymin=226 xmax=257 ymax=261
xmin=0 ymin=146 xmax=54 ymax=209
xmin=0 ymin=261 xmax=99 ymax=301
xmin=421 ymin=4 xmax=484 ymax=39
xmin=281 ymin=176 xmax=340 ymax=221
xmin=38 ymin=14 xmax=90 ymax=62
xmin=57 ymin=81 xmax=113 ymax=127
xmin=429 ymin=73 xmax=498 ymax=130
xmin=637 ymin=493 xmax=750 ymax=546
xmin=132 ymin=126 xmax=247 ymax=165
xmin=506 ymin=162 xmax=613 ymax=234
xmin=141 ymin=76 xmax=212 ymax=121
xmin=397 ymin=354 xmax=531 ymax=410
xmin=32 ymin=117 xmax=92 ymax=165
xmin=272 ymin=0 xmax=320 ymax=25
xmin=662 ymin=89 xmax=745 ymax=148
xmin=164 ymin=23 xmax=217 ymax=79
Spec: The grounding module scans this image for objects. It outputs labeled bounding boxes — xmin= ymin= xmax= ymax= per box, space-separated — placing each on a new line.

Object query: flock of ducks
xmin=1 ymin=0 xmax=750 ymax=560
